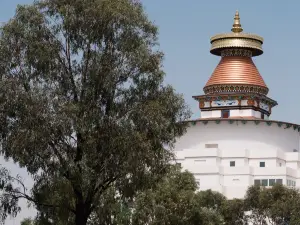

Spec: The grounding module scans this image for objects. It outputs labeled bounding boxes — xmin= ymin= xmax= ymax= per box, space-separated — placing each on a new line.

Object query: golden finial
xmin=231 ymin=10 xmax=243 ymax=33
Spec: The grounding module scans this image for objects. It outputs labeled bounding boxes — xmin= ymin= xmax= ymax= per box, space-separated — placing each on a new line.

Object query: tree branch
xmin=65 ymin=35 xmax=78 ymax=102
xmin=49 ymin=140 xmax=83 ymax=203
xmin=80 ymin=43 xmax=91 ymax=101
xmin=5 ymin=189 xmax=76 ymax=213
xmin=88 ymin=175 xmax=119 ymax=212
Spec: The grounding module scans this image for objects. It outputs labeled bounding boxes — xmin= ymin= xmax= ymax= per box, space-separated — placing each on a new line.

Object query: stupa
xmin=194 ymin=11 xmax=277 ymax=120
xmin=174 ymin=11 xmax=300 ymax=199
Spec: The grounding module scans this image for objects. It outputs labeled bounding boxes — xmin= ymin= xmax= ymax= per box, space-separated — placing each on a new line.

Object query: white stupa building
xmin=174 ymin=11 xmax=300 ymax=199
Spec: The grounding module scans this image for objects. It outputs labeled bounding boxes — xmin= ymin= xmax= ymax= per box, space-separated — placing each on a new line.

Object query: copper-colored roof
xmin=204 ymin=56 xmax=267 ymax=88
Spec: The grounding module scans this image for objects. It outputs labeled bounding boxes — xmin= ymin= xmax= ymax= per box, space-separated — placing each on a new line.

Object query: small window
xmin=176 ymin=163 xmax=181 ymax=167
xmin=261 ymin=179 xmax=268 ymax=186
xmin=276 ymin=179 xmax=283 ymax=184
xmin=269 ymin=179 xmax=276 ymax=186
xmin=279 ymin=163 xmax=282 ymax=167
xmin=261 ymin=113 xmax=265 ymax=119
xmin=254 ymin=179 xmax=261 ymax=186
xmin=230 ymin=161 xmax=235 ymax=167
xmin=221 ymin=110 xmax=230 ymax=118
xmin=205 ymin=144 xmax=218 ymax=148
xmin=260 ymin=162 xmax=265 ymax=167
xmin=287 ymin=180 xmax=296 ymax=187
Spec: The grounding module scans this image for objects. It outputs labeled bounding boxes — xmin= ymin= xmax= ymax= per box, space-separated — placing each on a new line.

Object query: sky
xmin=1 ymin=0 xmax=300 ymax=224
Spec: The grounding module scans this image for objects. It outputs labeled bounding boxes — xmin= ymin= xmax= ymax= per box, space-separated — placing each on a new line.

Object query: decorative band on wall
xmin=221 ymin=49 xmax=252 ymax=57
xmin=188 ymin=119 xmax=300 ymax=132
xmin=203 ymin=84 xmax=269 ymax=96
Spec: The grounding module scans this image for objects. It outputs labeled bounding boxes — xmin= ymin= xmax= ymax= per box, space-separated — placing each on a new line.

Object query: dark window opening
xmin=261 ymin=179 xmax=268 ymax=186
xmin=230 ymin=161 xmax=235 ymax=167
xmin=260 ymin=162 xmax=265 ymax=167
xmin=221 ymin=110 xmax=230 ymax=118
xmin=205 ymin=144 xmax=218 ymax=148
xmin=255 ymin=179 xmax=283 ymax=187
xmin=276 ymin=179 xmax=283 ymax=184
xmin=269 ymin=179 xmax=276 ymax=186
xmin=261 ymin=113 xmax=265 ymax=119
xmin=254 ymin=179 xmax=261 ymax=186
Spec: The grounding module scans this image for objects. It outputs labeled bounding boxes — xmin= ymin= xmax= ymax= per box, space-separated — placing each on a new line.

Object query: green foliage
xmin=0 ymin=0 xmax=190 ymax=224
xmin=0 ymin=167 xmax=22 ymax=223
xmin=87 ymin=185 xmax=133 ymax=225
xmin=19 ymin=166 xmax=300 ymax=225
xmin=21 ymin=218 xmax=35 ymax=225
xmin=244 ymin=184 xmax=300 ymax=225
xmin=89 ymin=165 xmax=226 ymax=225
xmin=131 ymin=165 xmax=200 ymax=225
xmin=220 ymin=199 xmax=245 ymax=225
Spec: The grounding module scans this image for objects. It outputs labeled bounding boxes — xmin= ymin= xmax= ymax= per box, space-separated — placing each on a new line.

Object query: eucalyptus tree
xmin=244 ymin=184 xmax=300 ymax=225
xmin=0 ymin=0 xmax=190 ymax=224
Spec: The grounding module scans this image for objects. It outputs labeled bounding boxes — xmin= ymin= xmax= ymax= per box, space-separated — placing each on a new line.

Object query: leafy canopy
xmin=87 ymin=165 xmax=227 ymax=225
xmin=0 ymin=0 xmax=190 ymax=224
xmin=244 ymin=184 xmax=300 ymax=225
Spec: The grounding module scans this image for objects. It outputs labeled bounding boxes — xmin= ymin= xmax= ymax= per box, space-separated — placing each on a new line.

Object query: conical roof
xmin=203 ymin=11 xmax=269 ymax=95
xmin=205 ymin=56 xmax=267 ymax=88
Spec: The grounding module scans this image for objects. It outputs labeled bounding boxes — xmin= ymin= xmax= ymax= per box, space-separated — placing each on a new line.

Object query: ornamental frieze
xmin=188 ymin=120 xmax=300 ymax=133
xmin=247 ymin=99 xmax=255 ymax=106
xmin=203 ymin=84 xmax=269 ymax=95
xmin=210 ymin=32 xmax=264 ymax=43
xmin=199 ymin=101 xmax=205 ymax=108
xmin=194 ymin=94 xmax=277 ymax=108
xmin=210 ymin=38 xmax=263 ymax=55
xmin=221 ymin=49 xmax=252 ymax=57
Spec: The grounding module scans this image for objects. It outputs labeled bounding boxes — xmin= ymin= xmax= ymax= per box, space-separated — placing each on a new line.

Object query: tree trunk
xmin=75 ymin=202 xmax=89 ymax=225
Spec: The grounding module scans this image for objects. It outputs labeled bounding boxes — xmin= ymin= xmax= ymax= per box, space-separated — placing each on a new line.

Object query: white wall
xmin=175 ymin=120 xmax=300 ymax=199
xmin=221 ymin=158 xmax=246 ymax=167
xmin=201 ymin=109 xmax=262 ymax=119
xmin=175 ymin=121 xmax=299 ymax=153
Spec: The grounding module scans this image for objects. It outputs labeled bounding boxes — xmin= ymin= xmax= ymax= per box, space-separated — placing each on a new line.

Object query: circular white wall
xmin=175 ymin=120 xmax=300 ymax=153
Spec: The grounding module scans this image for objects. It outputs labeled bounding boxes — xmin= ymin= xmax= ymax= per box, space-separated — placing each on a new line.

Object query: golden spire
xmin=210 ymin=11 xmax=264 ymax=57
xmin=231 ymin=10 xmax=243 ymax=33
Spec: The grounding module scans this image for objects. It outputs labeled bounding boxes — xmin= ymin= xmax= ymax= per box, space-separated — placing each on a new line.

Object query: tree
xmin=244 ymin=184 xmax=300 ymax=225
xmin=0 ymin=0 xmax=190 ymax=224
xmin=220 ymin=199 xmax=245 ymax=225
xmin=83 ymin=184 xmax=133 ymax=225
xmin=193 ymin=189 xmax=246 ymax=225
xmin=21 ymin=218 xmax=35 ymax=225
xmin=84 ymin=165 xmax=226 ymax=225
xmin=129 ymin=165 xmax=224 ymax=225
xmin=22 ymin=165 xmax=227 ymax=225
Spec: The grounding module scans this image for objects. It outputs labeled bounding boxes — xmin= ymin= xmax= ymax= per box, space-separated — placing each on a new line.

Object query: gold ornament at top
xmin=210 ymin=11 xmax=264 ymax=57
xmin=231 ymin=11 xmax=243 ymax=33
